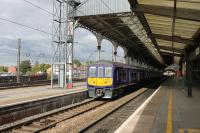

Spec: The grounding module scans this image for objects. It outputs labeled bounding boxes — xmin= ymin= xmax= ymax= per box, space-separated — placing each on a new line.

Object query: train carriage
xmin=87 ymin=60 xmax=162 ymax=98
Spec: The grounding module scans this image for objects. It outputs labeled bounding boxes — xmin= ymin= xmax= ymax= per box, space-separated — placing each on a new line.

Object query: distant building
xmin=73 ymin=65 xmax=87 ymax=79
xmin=46 ymin=65 xmax=87 ymax=80
xmin=8 ymin=66 xmax=17 ymax=74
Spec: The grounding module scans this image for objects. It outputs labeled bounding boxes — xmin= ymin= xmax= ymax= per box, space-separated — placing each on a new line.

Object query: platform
xmin=115 ymin=78 xmax=200 ymax=133
xmin=0 ymin=82 xmax=87 ymax=106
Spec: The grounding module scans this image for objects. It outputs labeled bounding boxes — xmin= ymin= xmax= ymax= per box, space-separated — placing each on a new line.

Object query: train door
xmin=137 ymin=71 xmax=140 ymax=82
xmin=129 ymin=69 xmax=131 ymax=84
xmin=97 ymin=66 xmax=104 ymax=86
xmin=132 ymin=70 xmax=137 ymax=82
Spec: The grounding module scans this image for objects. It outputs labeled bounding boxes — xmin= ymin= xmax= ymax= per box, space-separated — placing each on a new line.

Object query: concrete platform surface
xmin=115 ymin=78 xmax=200 ymax=133
xmin=0 ymin=82 xmax=87 ymax=106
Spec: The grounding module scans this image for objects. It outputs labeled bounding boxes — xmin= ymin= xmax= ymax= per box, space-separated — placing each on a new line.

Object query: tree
xmin=85 ymin=61 xmax=93 ymax=66
xmin=0 ymin=66 xmax=4 ymax=72
xmin=0 ymin=66 xmax=7 ymax=72
xmin=4 ymin=67 xmax=8 ymax=72
xmin=32 ymin=64 xmax=40 ymax=74
xmin=20 ymin=60 xmax=31 ymax=74
xmin=26 ymin=71 xmax=33 ymax=76
xmin=73 ymin=59 xmax=81 ymax=67
xmin=40 ymin=64 xmax=50 ymax=72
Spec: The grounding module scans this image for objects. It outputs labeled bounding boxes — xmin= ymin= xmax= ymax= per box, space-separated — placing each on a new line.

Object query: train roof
xmin=89 ymin=60 xmax=150 ymax=70
xmin=89 ymin=60 xmax=124 ymax=67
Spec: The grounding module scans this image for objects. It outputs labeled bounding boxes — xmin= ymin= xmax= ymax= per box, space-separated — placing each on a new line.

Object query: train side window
xmin=105 ymin=67 xmax=112 ymax=77
xmin=123 ymin=71 xmax=126 ymax=81
xmin=131 ymin=72 xmax=134 ymax=79
xmin=117 ymin=70 xmax=118 ymax=81
xmin=98 ymin=67 xmax=104 ymax=77
xmin=89 ymin=66 xmax=96 ymax=77
xmin=132 ymin=72 xmax=137 ymax=81
xmin=117 ymin=69 xmax=122 ymax=82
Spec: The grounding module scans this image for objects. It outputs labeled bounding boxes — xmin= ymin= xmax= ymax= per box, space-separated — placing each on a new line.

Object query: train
xmin=87 ymin=60 xmax=162 ymax=98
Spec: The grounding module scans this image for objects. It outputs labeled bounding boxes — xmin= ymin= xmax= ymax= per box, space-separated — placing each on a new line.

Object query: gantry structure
xmin=51 ymin=0 xmax=200 ymax=93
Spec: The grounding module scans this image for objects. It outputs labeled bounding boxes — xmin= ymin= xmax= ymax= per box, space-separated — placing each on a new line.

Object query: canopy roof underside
xmin=75 ymin=0 xmax=200 ymax=68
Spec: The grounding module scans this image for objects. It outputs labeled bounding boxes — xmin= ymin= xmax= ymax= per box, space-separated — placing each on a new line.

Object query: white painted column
xmin=96 ymin=33 xmax=103 ymax=61
xmin=112 ymin=41 xmax=118 ymax=62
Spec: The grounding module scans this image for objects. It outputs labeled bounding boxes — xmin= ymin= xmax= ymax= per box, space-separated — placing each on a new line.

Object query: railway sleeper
xmin=32 ymin=122 xmax=45 ymax=127
xmin=44 ymin=117 xmax=59 ymax=122
xmin=21 ymin=126 xmax=39 ymax=131
xmin=39 ymin=119 xmax=54 ymax=125
xmin=32 ymin=122 xmax=46 ymax=127
xmin=51 ymin=115 xmax=66 ymax=120
xmin=12 ymin=128 xmax=33 ymax=133
xmin=60 ymin=114 xmax=73 ymax=118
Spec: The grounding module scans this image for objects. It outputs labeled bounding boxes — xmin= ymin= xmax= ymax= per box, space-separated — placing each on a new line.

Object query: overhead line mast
xmin=51 ymin=0 xmax=80 ymax=88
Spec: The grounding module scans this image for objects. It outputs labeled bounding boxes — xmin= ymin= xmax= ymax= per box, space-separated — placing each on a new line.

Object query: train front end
xmin=87 ymin=64 xmax=113 ymax=98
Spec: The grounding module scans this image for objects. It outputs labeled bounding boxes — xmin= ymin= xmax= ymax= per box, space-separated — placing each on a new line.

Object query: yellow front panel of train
xmin=88 ymin=78 xmax=112 ymax=86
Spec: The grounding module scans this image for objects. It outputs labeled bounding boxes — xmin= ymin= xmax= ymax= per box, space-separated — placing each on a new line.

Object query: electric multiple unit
xmin=87 ymin=60 xmax=162 ymax=98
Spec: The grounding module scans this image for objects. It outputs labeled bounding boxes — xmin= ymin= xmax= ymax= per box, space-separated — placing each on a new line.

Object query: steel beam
xmin=128 ymin=0 xmax=164 ymax=65
xmin=193 ymin=28 xmax=200 ymax=39
xmin=153 ymin=34 xmax=194 ymax=46
xmin=159 ymin=46 xmax=183 ymax=53
xmin=160 ymin=51 xmax=182 ymax=57
xmin=95 ymin=16 xmax=146 ymax=61
xmin=131 ymin=4 xmax=200 ymax=22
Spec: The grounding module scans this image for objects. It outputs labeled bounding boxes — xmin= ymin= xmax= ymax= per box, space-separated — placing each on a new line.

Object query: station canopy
xmin=74 ymin=0 xmax=200 ymax=68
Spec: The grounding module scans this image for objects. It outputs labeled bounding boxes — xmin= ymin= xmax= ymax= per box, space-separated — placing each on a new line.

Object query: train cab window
xmin=98 ymin=67 xmax=104 ymax=77
xmin=89 ymin=66 xmax=96 ymax=77
xmin=105 ymin=67 xmax=112 ymax=77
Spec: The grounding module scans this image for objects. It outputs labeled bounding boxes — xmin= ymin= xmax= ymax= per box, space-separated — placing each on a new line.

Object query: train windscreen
xmin=105 ymin=67 xmax=112 ymax=77
xmin=89 ymin=66 xmax=96 ymax=77
xmin=98 ymin=67 xmax=104 ymax=77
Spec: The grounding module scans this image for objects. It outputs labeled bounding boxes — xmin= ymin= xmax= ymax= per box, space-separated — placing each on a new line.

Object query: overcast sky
xmin=0 ymin=0 xmax=124 ymax=66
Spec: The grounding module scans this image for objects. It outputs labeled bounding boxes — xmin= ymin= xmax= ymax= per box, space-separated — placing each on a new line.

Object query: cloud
xmin=0 ymin=0 xmax=53 ymax=65
xmin=0 ymin=0 xmax=125 ymax=66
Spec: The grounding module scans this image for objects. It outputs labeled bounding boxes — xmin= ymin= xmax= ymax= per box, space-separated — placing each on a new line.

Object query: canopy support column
xmin=96 ymin=33 xmax=103 ymax=61
xmin=112 ymin=41 xmax=118 ymax=62
xmin=186 ymin=53 xmax=193 ymax=97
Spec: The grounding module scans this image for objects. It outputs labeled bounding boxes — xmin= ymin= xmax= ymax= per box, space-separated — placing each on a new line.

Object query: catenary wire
xmin=22 ymin=0 xmax=53 ymax=15
xmin=0 ymin=17 xmax=52 ymax=36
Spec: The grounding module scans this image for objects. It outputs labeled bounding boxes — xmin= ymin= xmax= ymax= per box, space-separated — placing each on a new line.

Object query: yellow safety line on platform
xmin=166 ymin=89 xmax=173 ymax=133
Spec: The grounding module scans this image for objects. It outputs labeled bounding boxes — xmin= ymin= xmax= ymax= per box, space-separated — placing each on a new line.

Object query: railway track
xmin=0 ymin=99 xmax=106 ymax=133
xmin=0 ymin=80 xmax=52 ymax=90
xmin=2 ymin=88 xmax=147 ymax=133
xmin=81 ymin=80 xmax=164 ymax=133
xmin=83 ymin=89 xmax=155 ymax=133
xmin=0 ymin=79 xmax=85 ymax=90
xmin=0 ymin=80 xmax=164 ymax=133
xmin=42 ymin=88 xmax=148 ymax=133
xmin=0 ymin=88 xmax=147 ymax=133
